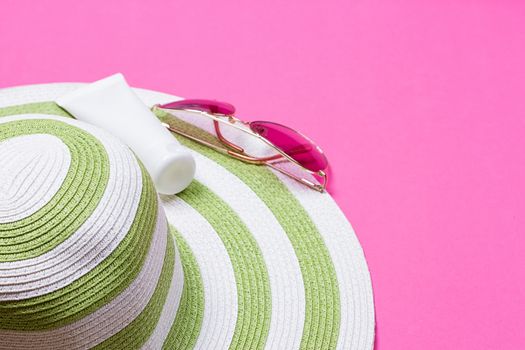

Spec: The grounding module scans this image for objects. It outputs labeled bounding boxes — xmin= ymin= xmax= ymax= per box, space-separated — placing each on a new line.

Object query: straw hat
xmin=0 ymin=84 xmax=374 ymax=350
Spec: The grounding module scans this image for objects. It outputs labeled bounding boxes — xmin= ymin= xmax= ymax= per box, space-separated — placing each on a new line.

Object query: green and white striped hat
xmin=0 ymin=84 xmax=374 ymax=350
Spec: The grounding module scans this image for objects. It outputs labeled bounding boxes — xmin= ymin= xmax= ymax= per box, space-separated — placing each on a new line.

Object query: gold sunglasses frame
xmin=152 ymin=105 xmax=328 ymax=192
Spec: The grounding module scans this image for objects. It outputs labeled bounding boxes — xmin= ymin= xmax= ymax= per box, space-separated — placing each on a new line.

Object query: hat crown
xmin=0 ymin=116 xmax=166 ymax=342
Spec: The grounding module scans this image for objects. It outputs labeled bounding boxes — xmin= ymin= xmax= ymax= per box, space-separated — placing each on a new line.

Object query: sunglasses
xmin=153 ymin=99 xmax=329 ymax=192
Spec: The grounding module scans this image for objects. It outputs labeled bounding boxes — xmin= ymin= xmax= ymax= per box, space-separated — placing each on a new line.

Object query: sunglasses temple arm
xmin=266 ymin=163 xmax=326 ymax=193
xmin=163 ymin=123 xmax=229 ymax=153
xmin=163 ymin=123 xmax=268 ymax=164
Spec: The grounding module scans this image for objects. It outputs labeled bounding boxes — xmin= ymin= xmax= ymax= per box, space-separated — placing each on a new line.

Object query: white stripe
xmin=0 ymin=115 xmax=142 ymax=301
xmin=142 ymin=233 xmax=185 ymax=349
xmin=0 ymin=135 xmax=70 ymax=223
xmin=0 ymin=83 xmax=85 ymax=108
xmin=271 ymin=171 xmax=375 ymax=350
xmin=0 ymin=203 xmax=169 ymax=349
xmin=189 ymin=151 xmax=306 ymax=350
xmin=162 ymin=196 xmax=238 ymax=350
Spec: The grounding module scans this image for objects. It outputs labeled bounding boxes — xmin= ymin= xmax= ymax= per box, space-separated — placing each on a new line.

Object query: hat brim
xmin=0 ymin=84 xmax=374 ymax=350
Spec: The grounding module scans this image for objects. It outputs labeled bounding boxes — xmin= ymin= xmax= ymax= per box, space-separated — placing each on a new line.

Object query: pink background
xmin=1 ymin=1 xmax=524 ymax=349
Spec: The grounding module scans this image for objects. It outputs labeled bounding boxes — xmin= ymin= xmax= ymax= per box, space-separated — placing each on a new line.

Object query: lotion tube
xmin=56 ymin=73 xmax=195 ymax=194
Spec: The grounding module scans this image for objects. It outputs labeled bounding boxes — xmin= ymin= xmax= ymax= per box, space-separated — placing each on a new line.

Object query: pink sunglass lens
xmin=249 ymin=121 xmax=328 ymax=172
xmin=159 ymin=99 xmax=236 ymax=115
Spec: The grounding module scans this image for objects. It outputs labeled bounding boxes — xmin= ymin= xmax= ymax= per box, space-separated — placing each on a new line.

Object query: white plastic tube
xmin=56 ymin=73 xmax=195 ymax=194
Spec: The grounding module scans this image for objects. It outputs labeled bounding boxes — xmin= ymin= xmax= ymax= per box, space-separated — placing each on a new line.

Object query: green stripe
xmin=159 ymin=111 xmax=341 ymax=350
xmin=94 ymin=225 xmax=175 ymax=350
xmin=0 ymin=159 xmax=158 ymax=330
xmin=0 ymin=119 xmax=109 ymax=262
xmin=0 ymin=102 xmax=70 ymax=119
xmin=163 ymin=226 xmax=204 ymax=350
xmin=177 ymin=181 xmax=271 ymax=350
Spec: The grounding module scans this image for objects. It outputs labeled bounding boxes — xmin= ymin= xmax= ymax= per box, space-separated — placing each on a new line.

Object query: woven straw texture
xmin=0 ymin=84 xmax=374 ymax=350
